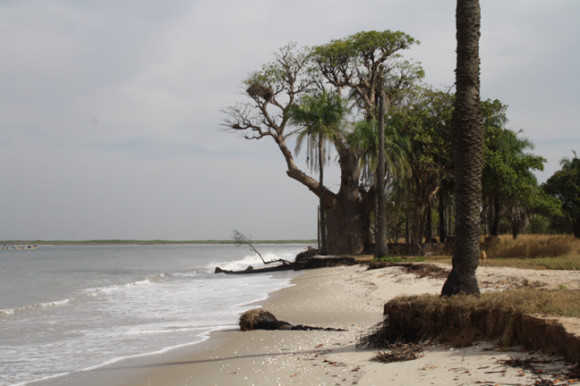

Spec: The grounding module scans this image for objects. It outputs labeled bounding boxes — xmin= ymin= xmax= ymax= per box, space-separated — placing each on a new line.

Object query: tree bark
xmin=438 ymin=189 xmax=446 ymax=243
xmin=375 ymin=93 xmax=388 ymax=258
xmin=321 ymin=146 xmax=373 ymax=255
xmin=442 ymin=0 xmax=483 ymax=296
xmin=318 ymin=131 xmax=327 ymax=254
xmin=425 ymin=203 xmax=433 ymax=242
xmin=491 ymin=196 xmax=501 ymax=236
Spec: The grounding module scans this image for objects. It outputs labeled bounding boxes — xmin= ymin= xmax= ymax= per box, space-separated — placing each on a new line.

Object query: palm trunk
xmin=442 ymin=0 xmax=483 ymax=296
xmin=491 ymin=196 xmax=501 ymax=237
xmin=375 ymin=94 xmax=388 ymax=258
xmin=318 ymin=132 xmax=327 ymax=254
xmin=438 ymin=189 xmax=446 ymax=243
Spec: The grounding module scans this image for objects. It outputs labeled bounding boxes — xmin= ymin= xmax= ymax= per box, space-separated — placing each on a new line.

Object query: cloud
xmin=0 ymin=0 xmax=578 ymax=239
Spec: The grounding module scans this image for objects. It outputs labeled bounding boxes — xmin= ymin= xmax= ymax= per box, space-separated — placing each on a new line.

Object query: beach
xmin=40 ymin=263 xmax=580 ymax=386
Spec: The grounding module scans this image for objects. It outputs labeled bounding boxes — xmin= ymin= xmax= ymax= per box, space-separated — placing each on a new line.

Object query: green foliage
xmin=543 ymin=152 xmax=580 ymax=237
xmin=288 ymin=91 xmax=348 ymax=171
xmin=225 ymin=31 xmax=571 ymax=251
xmin=311 ymin=30 xmax=421 ymax=119
xmin=372 ymin=256 xmax=425 ymax=263
xmin=481 ymin=99 xmax=559 ymax=238
xmin=312 ymin=30 xmax=418 ymax=69
xmin=527 ymin=214 xmax=555 ymax=234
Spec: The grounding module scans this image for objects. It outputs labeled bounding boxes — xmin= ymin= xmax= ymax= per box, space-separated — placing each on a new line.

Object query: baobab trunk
xmin=325 ymin=196 xmax=368 ymax=255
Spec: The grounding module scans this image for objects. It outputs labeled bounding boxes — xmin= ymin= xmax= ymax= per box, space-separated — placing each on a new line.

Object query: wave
xmin=81 ymin=272 xmax=169 ymax=297
xmin=0 ymin=298 xmax=71 ymax=318
xmin=71 ymin=324 xmax=234 ymax=374
xmin=209 ymin=250 xmax=298 ymax=272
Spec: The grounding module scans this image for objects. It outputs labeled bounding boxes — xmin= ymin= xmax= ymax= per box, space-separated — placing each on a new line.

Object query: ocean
xmin=0 ymin=243 xmax=309 ymax=385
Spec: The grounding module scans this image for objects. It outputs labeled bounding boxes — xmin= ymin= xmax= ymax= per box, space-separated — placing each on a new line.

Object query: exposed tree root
xmin=239 ymin=308 xmax=346 ymax=332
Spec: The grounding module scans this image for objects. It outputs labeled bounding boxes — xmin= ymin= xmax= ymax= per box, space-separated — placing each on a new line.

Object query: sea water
xmin=0 ymin=243 xmax=309 ymax=385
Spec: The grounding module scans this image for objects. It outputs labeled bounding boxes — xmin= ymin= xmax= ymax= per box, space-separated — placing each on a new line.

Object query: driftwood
xmin=232 ymin=230 xmax=291 ymax=266
xmin=239 ymin=308 xmax=345 ymax=331
xmin=215 ymin=249 xmax=356 ymax=275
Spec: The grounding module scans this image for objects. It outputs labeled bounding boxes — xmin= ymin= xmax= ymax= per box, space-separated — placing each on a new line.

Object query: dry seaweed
xmin=367 ymin=262 xmax=449 ymax=279
xmin=371 ymin=343 xmax=424 ymax=363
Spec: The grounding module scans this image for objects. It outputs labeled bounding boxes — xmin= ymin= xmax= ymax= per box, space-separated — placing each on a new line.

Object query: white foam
xmin=0 ymin=298 xmax=71 ymax=318
xmin=0 ymin=244 xmax=307 ymax=385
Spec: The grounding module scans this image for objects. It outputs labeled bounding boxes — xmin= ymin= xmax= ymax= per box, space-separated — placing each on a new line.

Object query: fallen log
xmin=214 ymin=264 xmax=293 ymax=274
xmin=214 ymin=255 xmax=357 ymax=275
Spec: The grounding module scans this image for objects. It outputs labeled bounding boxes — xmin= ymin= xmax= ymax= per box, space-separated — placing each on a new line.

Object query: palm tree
xmin=349 ymin=112 xmax=411 ymax=252
xmin=288 ymin=91 xmax=348 ymax=254
xmin=441 ymin=0 xmax=483 ymax=296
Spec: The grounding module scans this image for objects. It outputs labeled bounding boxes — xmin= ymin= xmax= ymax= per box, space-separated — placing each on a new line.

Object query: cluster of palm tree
xmin=288 ymin=91 xmax=348 ymax=255
xmin=287 ymin=86 xmax=556 ymax=251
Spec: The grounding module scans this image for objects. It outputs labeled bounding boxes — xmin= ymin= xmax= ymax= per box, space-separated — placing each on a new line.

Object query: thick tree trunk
xmin=282 ymin=134 xmax=371 ymax=254
xmin=321 ymin=146 xmax=372 ymax=255
xmin=442 ymin=0 xmax=483 ymax=297
xmin=325 ymin=196 xmax=368 ymax=255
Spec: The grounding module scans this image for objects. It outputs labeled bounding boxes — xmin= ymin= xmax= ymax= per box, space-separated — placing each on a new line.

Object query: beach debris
xmin=371 ymin=342 xmax=424 ymax=363
xmin=232 ymin=230 xmax=291 ymax=266
xmin=239 ymin=308 xmax=346 ymax=332
xmin=215 ymin=244 xmax=356 ymax=274
xmin=366 ymin=262 xmax=449 ymax=279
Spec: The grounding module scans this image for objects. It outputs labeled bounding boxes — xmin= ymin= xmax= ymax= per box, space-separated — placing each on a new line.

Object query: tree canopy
xmin=544 ymin=153 xmax=580 ymax=237
xmin=222 ymin=30 xmax=561 ymax=255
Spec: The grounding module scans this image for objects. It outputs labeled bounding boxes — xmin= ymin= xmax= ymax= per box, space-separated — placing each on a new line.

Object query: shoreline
xmin=37 ymin=265 xmax=580 ymax=385
xmin=1 ymin=240 xmax=317 ymax=246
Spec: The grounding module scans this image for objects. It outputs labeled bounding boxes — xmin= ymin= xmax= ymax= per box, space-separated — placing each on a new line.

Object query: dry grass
xmin=480 ymin=255 xmax=580 ymax=270
xmin=483 ymin=234 xmax=580 ymax=259
xmin=358 ymin=288 xmax=580 ymax=362
xmin=480 ymin=235 xmax=580 ymax=270
xmin=416 ymin=234 xmax=580 ymax=270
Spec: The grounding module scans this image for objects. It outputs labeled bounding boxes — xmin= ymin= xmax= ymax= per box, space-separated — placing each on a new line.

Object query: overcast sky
xmin=0 ymin=1 xmax=578 ymax=241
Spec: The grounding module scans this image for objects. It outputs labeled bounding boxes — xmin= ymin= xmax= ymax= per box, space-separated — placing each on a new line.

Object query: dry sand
xmin=42 ymin=264 xmax=580 ymax=385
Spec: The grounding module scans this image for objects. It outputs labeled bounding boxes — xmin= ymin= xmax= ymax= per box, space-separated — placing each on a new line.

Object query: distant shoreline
xmin=0 ymin=239 xmax=317 ymax=246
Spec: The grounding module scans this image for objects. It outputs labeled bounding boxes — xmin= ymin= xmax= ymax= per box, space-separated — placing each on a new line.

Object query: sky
xmin=0 ymin=0 xmax=578 ymax=241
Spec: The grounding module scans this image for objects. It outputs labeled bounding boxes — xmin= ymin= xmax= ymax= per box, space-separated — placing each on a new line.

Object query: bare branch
xmin=232 ymin=230 xmax=291 ymax=266
xmin=232 ymin=230 xmax=266 ymax=264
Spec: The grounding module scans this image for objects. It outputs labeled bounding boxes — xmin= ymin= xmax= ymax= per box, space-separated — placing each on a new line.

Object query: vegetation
xmin=482 ymin=234 xmax=579 ymax=259
xmin=544 ymin=152 xmax=580 ymax=237
xmin=221 ymin=16 xmax=576 ymax=260
xmin=288 ymin=91 xmax=349 ymax=254
xmin=418 ymin=234 xmax=580 ymax=270
xmin=372 ymin=256 xmax=426 ymax=264
xmin=224 ymin=31 xmax=421 ymax=255
xmin=358 ymin=289 xmax=580 ymax=362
